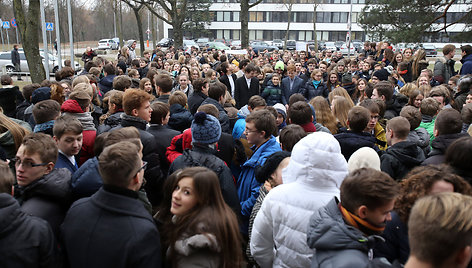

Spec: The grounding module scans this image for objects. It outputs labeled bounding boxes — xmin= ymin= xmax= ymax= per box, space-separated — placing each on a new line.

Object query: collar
xmin=300 ymin=122 xmax=317 ymax=133
xmin=103 ymin=184 xmax=139 ymax=199
xmin=33 ymin=120 xmax=55 ymax=133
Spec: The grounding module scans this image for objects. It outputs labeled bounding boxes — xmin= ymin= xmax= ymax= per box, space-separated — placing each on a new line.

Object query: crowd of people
xmin=1 ymin=39 xmax=472 ymax=268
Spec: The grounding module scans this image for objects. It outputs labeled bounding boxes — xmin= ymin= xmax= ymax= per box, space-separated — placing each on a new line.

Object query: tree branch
xmin=141 ymin=1 xmax=172 ymax=24
xmin=431 ymin=10 xmax=472 ymax=33
xmin=249 ymin=0 xmax=264 ymax=9
xmin=429 ymin=0 xmax=455 ymax=26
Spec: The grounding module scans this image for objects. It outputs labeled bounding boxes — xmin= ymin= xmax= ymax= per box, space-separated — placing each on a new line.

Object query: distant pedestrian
xmin=11 ymin=44 xmax=22 ymax=81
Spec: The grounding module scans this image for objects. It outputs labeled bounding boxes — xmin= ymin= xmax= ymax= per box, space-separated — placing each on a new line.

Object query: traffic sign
xmin=46 ymin=22 xmax=54 ymax=31
xmin=11 ymin=18 xmax=16 ymax=27
xmin=3 ymin=21 xmax=10 ymax=29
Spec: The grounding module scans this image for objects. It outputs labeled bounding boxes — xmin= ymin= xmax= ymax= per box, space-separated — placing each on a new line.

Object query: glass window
xmin=351 ymin=12 xmax=358 ymax=23
xmin=249 ymin=30 xmax=256 ymax=41
xmin=332 ymin=12 xmax=340 ymax=23
xmin=224 ymin=11 xmax=231 ymax=21
xmin=256 ymin=30 xmax=264 ymax=40
xmin=298 ymin=31 xmax=305 ymax=41
xmin=340 ymin=12 xmax=348 ymax=23
xmin=316 ymin=12 xmax=324 ymax=23
xmin=266 ymin=11 xmax=271 ymax=22
xmin=323 ymin=12 xmax=330 ymax=23
xmin=289 ymin=30 xmax=297 ymax=40
xmin=224 ymin=30 xmax=231 ymax=39
xmin=233 ymin=12 xmax=239 ymax=22
xmin=233 ymin=30 xmax=240 ymax=40
xmin=216 ymin=11 xmax=223 ymax=22
xmin=306 ymin=31 xmax=313 ymax=41
xmin=249 ymin=12 xmax=257 ymax=22
xmin=217 ymin=30 xmax=223 ymax=39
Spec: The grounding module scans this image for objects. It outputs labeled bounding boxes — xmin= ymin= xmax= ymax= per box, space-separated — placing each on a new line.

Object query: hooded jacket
xmin=97 ymin=75 xmax=116 ymax=94
xmin=14 ymin=168 xmax=72 ymax=236
xmin=97 ymin=111 xmax=123 ymax=134
xmin=384 ymin=94 xmax=408 ymax=120
xmin=422 ymin=132 xmax=469 ymax=165
xmin=307 ymin=198 xmax=384 ymax=268
xmin=0 ymin=85 xmax=24 ymax=118
xmin=171 ymin=230 xmax=220 ymax=267
xmin=460 ymin=53 xmax=472 ymax=75
xmin=0 ymin=193 xmax=59 ymax=268
xmin=406 ymin=128 xmax=431 ymax=156
xmin=250 ymin=133 xmax=348 ymax=268
xmin=200 ymin=97 xmax=231 ymax=134
xmin=168 ymin=103 xmax=193 ymax=133
xmin=335 ymin=130 xmax=380 ymax=161
xmin=380 ymin=141 xmax=425 ymax=180
xmin=238 ymin=136 xmax=281 ymax=235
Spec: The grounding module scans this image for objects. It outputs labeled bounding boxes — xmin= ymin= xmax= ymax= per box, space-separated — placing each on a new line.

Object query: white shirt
xmin=245 ymin=75 xmax=252 ymax=89
xmin=228 ymin=74 xmax=235 ymax=96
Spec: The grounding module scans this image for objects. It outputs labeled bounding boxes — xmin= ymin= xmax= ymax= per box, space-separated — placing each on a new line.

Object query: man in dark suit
xmin=219 ymin=62 xmax=238 ymax=97
xmin=234 ymin=64 xmax=260 ymax=109
xmin=281 ymin=64 xmax=305 ymax=105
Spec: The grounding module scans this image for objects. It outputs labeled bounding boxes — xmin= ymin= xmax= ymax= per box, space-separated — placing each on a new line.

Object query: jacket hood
xmin=386 ymin=94 xmax=408 ymax=114
xmin=16 ymin=168 xmax=72 ymax=202
xmin=430 ymin=132 xmax=468 ymax=155
xmin=282 ymin=132 xmax=348 ymax=188
xmin=408 ymin=128 xmax=430 ymax=148
xmin=307 ymin=198 xmax=375 ymax=252
xmin=105 ymin=112 xmax=123 ymax=126
xmin=174 ymin=233 xmax=220 ymax=256
xmin=461 ymin=54 xmax=472 ymax=64
xmin=387 ymin=141 xmax=425 ymax=166
xmin=61 ymin=99 xmax=84 ymax=113
xmin=0 ymin=193 xmax=23 ymax=235
xmin=99 ymin=75 xmax=115 ymax=87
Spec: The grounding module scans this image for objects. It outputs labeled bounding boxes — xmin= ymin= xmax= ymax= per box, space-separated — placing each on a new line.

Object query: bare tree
xmin=240 ymin=0 xmax=264 ymax=49
xmin=283 ymin=0 xmax=294 ymax=51
xmin=121 ymin=0 xmax=145 ymax=57
xmin=12 ymin=0 xmax=46 ymax=83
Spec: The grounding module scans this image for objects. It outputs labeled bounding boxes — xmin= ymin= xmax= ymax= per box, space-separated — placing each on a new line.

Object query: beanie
xmin=372 ymin=68 xmax=390 ymax=81
xmin=275 ymin=61 xmax=284 ymax=71
xmin=31 ymin=87 xmax=51 ymax=104
xmin=191 ymin=112 xmax=221 ymax=144
xmin=255 ymin=151 xmax=291 ymax=183
xmin=347 ymin=147 xmax=381 ymax=173
xmin=273 ymin=103 xmax=287 ymax=119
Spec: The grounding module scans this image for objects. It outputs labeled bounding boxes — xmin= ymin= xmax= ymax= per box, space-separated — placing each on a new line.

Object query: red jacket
xmin=166 ymin=129 xmax=193 ymax=164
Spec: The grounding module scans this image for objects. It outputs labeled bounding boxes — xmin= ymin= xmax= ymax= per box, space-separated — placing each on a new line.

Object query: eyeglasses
xmin=12 ymin=157 xmax=48 ymax=169
xmin=136 ymin=161 xmax=148 ymax=174
xmin=244 ymin=128 xmax=259 ymax=135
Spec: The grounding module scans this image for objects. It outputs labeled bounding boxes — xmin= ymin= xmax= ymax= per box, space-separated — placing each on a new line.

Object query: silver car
xmin=97 ymin=39 xmax=119 ymax=50
xmin=0 ymin=50 xmax=81 ymax=74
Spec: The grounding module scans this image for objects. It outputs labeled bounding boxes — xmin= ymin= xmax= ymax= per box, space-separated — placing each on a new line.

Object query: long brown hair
xmin=332 ymin=96 xmax=352 ymax=128
xmin=309 ymin=96 xmax=338 ymax=134
xmin=158 ymin=167 xmax=242 ymax=268
xmin=0 ymin=113 xmax=30 ymax=153
xmin=411 ymin=49 xmax=426 ymax=79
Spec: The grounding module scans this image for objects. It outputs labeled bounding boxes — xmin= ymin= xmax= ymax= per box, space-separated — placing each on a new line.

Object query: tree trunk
xmin=283 ymin=0 xmax=293 ymax=51
xmin=172 ymin=14 xmax=184 ymax=48
xmin=241 ymin=0 xmax=249 ymax=49
xmin=132 ymin=6 xmax=145 ymax=56
xmin=13 ymin=0 xmax=46 ymax=83
xmin=151 ymin=11 xmax=157 ymax=49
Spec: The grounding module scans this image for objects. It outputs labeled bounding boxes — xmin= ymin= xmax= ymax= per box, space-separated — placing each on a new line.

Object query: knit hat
xmin=31 ymin=87 xmax=51 ymax=104
xmin=255 ymin=151 xmax=291 ymax=183
xmin=191 ymin=112 xmax=221 ymax=144
xmin=342 ymin=73 xmax=353 ymax=85
xmin=347 ymin=147 xmax=381 ymax=173
xmin=273 ymin=103 xmax=287 ymax=119
xmin=275 ymin=61 xmax=284 ymax=71
xmin=372 ymin=68 xmax=390 ymax=81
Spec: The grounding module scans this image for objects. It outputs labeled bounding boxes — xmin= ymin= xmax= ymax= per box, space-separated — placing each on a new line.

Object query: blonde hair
xmin=399 ymin=82 xmax=418 ymax=97
xmin=409 ymin=192 xmax=472 ymax=265
xmin=309 ymin=96 xmax=338 ymax=134
xmin=332 ymin=96 xmax=352 ymax=128
xmin=329 ymin=87 xmax=355 ymax=108
xmin=0 ymin=113 xmax=30 ymax=154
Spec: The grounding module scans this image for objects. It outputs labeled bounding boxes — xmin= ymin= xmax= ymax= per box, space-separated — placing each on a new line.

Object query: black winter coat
xmin=384 ymin=94 xmax=408 ymax=120
xmin=334 ymin=130 xmax=380 ymax=161
xmin=168 ymin=104 xmax=193 ymax=132
xmin=112 ymin=114 xmax=163 ymax=206
xmin=422 ymin=132 xmax=469 ymax=165
xmin=14 ymin=168 xmax=72 ymax=237
xmin=302 ymin=80 xmax=329 ymax=100
xmin=97 ymin=112 xmax=123 ymax=134
xmin=188 ymin=91 xmax=208 ymax=115
xmin=261 ymin=85 xmax=283 ymax=106
xmin=147 ymin=124 xmax=181 ymax=175
xmin=97 ymin=75 xmax=115 ymax=94
xmin=0 ymin=86 xmax=24 ymax=118
xmin=200 ymin=97 xmax=231 ymax=134
xmin=375 ymin=211 xmax=409 ymax=265
xmin=380 ymin=141 xmax=425 ymax=181
xmin=61 ymin=187 xmax=162 ymax=268
xmin=169 ymin=145 xmax=241 ymax=216
xmin=0 ymin=193 xmax=60 ymax=268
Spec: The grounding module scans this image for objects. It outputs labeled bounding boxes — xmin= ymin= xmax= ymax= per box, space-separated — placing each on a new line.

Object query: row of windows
xmin=213 ymin=11 xmax=361 ymax=23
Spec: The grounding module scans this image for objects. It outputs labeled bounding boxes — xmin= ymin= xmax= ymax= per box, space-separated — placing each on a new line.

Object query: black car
xmin=158 ymin=38 xmax=173 ymax=47
xmin=286 ymin=40 xmax=296 ymax=50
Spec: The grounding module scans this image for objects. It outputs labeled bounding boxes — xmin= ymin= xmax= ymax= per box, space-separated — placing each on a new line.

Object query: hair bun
xmin=194 ymin=112 xmax=207 ymax=125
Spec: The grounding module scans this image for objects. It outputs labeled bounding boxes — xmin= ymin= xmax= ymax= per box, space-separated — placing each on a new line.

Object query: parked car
xmin=352 ymin=41 xmax=363 ymax=52
xmin=196 ymin=38 xmax=210 ymax=49
xmin=250 ymin=41 xmax=278 ymax=52
xmin=97 ymin=39 xmax=119 ymax=50
xmin=395 ymin=43 xmax=416 ymax=53
xmin=340 ymin=43 xmax=356 ymax=55
xmin=230 ymin=40 xmax=242 ymax=49
xmin=335 ymin=41 xmax=344 ymax=50
xmin=272 ymin=39 xmax=284 ymax=49
xmin=325 ymin=42 xmax=338 ymax=51
xmin=0 ymin=50 xmax=81 ymax=74
xmin=286 ymin=40 xmax=296 ymax=50
xmin=420 ymin=44 xmax=437 ymax=56
xmin=214 ymin=39 xmax=228 ymax=45
xmin=207 ymin=42 xmax=230 ymax=50
xmin=183 ymin=40 xmax=198 ymax=52
xmin=157 ymin=38 xmax=173 ymax=47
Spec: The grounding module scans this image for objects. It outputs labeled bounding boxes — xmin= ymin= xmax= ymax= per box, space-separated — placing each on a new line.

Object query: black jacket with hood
xmin=422 ymin=132 xmax=469 ymax=165
xmin=380 ymin=141 xmax=425 ymax=180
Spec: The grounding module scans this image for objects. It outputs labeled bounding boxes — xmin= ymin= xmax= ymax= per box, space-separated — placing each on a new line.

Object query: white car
xmin=97 ymin=39 xmax=119 ymax=50
xmin=183 ymin=40 xmax=198 ymax=52
xmin=0 ymin=50 xmax=81 ymax=74
xmin=324 ymin=42 xmax=338 ymax=52
xmin=340 ymin=43 xmax=355 ymax=55
xmin=230 ymin=40 xmax=242 ymax=49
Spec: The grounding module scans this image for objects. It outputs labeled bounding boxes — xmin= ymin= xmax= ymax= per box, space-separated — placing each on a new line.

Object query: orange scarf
xmin=339 ymin=204 xmax=385 ymax=233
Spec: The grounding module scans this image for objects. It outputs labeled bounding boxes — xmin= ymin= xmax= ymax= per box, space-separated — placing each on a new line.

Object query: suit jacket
xmin=234 ymin=76 xmax=260 ymax=109
xmin=219 ymin=74 xmax=237 ymax=96
xmin=281 ymin=76 xmax=305 ymax=105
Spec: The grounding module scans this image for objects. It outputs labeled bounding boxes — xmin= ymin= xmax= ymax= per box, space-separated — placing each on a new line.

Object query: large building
xmin=163 ymin=0 xmax=470 ymax=42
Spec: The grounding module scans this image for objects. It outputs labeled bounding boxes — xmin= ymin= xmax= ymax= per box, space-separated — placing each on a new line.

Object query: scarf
xmin=339 ymin=204 xmax=385 ymax=235
xmin=33 ymin=120 xmax=55 ymax=133
xmin=63 ymin=112 xmax=96 ymax=131
xmin=312 ymin=80 xmax=321 ymax=89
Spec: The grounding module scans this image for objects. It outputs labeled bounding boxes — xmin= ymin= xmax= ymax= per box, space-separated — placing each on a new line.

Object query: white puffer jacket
xmin=250 ymin=132 xmax=348 ymax=268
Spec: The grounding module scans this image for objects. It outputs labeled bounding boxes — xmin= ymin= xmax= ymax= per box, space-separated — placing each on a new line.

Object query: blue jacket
xmin=281 ymin=76 xmax=305 ymax=105
xmin=237 ymin=136 xmax=281 ymax=234
xmin=460 ymin=54 xmax=472 ymax=75
xmin=71 ymin=157 xmax=102 ymax=200
xmin=55 ymin=153 xmax=78 ymax=174
xmin=97 ymin=75 xmax=116 ymax=94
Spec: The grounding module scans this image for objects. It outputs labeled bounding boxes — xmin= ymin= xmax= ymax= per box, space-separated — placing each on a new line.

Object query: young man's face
xmin=287 ymin=70 xmax=295 ymax=79
xmin=15 ymin=145 xmax=52 ymax=187
xmin=362 ymin=199 xmax=395 ymax=228
xmin=371 ymin=88 xmax=383 ymax=100
xmin=366 ymin=112 xmax=379 ymax=131
xmin=135 ymin=100 xmax=152 ymax=122
xmin=244 ymin=121 xmax=265 ymax=146
xmin=55 ymin=132 xmax=83 ymax=157
xmin=276 ymin=113 xmax=284 ymax=126
xmin=319 ymin=64 xmax=327 ymax=73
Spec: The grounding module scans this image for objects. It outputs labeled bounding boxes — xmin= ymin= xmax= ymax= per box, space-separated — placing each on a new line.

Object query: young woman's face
xmin=330 ymin=74 xmax=338 ymax=83
xmin=414 ymin=94 xmax=424 ymax=108
xmin=404 ymin=49 xmax=412 ymax=58
xmin=276 ymin=113 xmax=284 ymax=126
xmin=210 ymin=71 xmax=217 ymax=81
xmin=171 ymin=177 xmax=198 ymax=216
xmin=180 ymin=67 xmax=189 ymax=76
xmin=313 ymin=72 xmax=323 ymax=82
xmin=164 ymin=62 xmax=170 ymax=70
xmin=466 ymin=93 xmax=472 ymax=104
xmin=144 ymin=81 xmax=153 ymax=93
xmin=358 ymin=80 xmax=366 ymax=91
xmin=418 ymin=76 xmax=429 ymax=86
xmin=395 ymin=53 xmax=403 ymax=62
xmin=192 ymin=70 xmax=200 ymax=80
xmin=173 ymin=64 xmax=180 ymax=71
